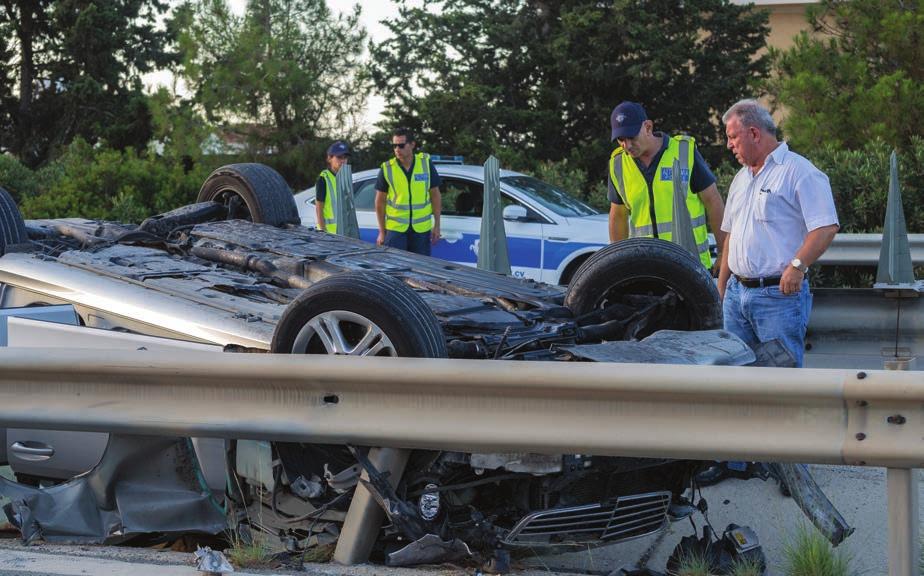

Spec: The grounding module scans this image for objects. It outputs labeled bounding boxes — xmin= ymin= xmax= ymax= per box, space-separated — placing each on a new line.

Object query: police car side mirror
xmin=502 ymin=205 xmax=528 ymax=222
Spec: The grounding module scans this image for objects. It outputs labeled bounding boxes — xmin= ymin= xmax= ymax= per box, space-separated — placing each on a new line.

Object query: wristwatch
xmin=790 ymin=258 xmax=808 ymax=274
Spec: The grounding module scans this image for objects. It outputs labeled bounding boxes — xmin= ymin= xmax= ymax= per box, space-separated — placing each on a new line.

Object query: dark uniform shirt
xmin=316 ymin=177 xmax=329 ymax=203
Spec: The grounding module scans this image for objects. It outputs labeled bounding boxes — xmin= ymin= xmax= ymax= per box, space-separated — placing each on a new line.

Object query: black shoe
xmin=695 ymin=464 xmax=727 ymax=487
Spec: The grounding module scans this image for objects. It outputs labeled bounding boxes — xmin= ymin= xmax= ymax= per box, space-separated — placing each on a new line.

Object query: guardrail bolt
xmin=857 ymin=371 xmax=867 ymax=380
xmin=855 ymin=433 xmax=867 ymax=441
xmin=887 ymin=414 xmax=907 ymax=425
xmin=856 ymin=400 xmax=869 ymax=407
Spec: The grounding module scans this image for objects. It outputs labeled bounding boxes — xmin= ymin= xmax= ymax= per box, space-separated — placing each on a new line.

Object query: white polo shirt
xmin=721 ymin=142 xmax=839 ymax=278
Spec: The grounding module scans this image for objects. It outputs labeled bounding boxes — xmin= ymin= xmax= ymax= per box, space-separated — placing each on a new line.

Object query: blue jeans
xmin=385 ymin=229 xmax=431 ymax=256
xmin=723 ymin=276 xmax=812 ymax=367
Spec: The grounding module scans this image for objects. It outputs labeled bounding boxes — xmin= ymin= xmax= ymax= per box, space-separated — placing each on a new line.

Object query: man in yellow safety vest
xmin=607 ymin=101 xmax=725 ymax=270
xmin=374 ymin=127 xmax=442 ymax=255
xmin=315 ymin=141 xmax=351 ymax=234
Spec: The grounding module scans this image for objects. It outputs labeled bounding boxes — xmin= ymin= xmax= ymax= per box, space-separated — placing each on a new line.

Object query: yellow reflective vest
xmin=609 ymin=135 xmax=712 ymax=268
xmin=319 ymin=169 xmax=338 ymax=234
xmin=382 ymin=153 xmax=434 ymax=233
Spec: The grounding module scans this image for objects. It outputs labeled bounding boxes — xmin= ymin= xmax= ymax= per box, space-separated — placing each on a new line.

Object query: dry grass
xmin=301 ymin=543 xmax=336 ymax=563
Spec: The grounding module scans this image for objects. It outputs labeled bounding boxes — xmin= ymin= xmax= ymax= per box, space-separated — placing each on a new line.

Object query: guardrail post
xmin=887 ymin=468 xmax=919 ymax=576
xmin=333 ymin=447 xmax=410 ymax=565
xmin=884 ymin=356 xmax=920 ymax=576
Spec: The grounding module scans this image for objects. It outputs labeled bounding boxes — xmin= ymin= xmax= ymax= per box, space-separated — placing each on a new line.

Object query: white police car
xmin=294 ymin=163 xmax=609 ymax=284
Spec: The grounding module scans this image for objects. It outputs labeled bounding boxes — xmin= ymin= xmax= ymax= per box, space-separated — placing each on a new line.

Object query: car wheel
xmin=564 ymin=238 xmax=721 ymax=333
xmin=0 ymin=186 xmax=27 ymax=256
xmin=271 ymin=272 xmax=448 ymax=358
xmin=197 ymin=163 xmax=299 ymax=227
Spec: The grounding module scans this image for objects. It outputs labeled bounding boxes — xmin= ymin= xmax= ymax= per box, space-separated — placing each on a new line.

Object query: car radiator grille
xmin=502 ymin=491 xmax=672 ymax=546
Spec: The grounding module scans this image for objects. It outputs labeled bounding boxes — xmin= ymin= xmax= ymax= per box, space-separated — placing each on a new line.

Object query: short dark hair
xmin=392 ymin=127 xmax=415 ymax=143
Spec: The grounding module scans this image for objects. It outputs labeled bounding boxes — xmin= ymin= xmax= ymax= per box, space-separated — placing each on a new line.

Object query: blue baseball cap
xmin=610 ymin=101 xmax=648 ymax=140
xmin=327 ymin=141 xmax=351 ymax=156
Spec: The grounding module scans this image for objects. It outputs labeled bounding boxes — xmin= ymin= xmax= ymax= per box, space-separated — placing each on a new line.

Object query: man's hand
xmin=431 ymin=225 xmax=441 ymax=245
xmin=376 ymin=231 xmax=385 ymax=246
xmin=780 ymin=265 xmax=804 ymax=295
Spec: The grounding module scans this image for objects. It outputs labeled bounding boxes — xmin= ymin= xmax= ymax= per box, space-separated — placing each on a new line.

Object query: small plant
xmin=300 ymin=543 xmax=336 ymax=563
xmin=729 ymin=556 xmax=764 ymax=576
xmin=670 ymin=549 xmax=714 ymax=576
xmin=781 ymin=524 xmax=854 ymax=576
xmin=224 ymin=528 xmax=273 ymax=569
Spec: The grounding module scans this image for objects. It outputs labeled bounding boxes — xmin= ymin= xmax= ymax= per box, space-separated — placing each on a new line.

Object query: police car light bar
xmin=430 ymin=155 xmax=465 ymax=165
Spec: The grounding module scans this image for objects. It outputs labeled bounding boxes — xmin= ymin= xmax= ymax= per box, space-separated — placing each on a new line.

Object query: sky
xmin=147 ymin=0 xmax=400 ymax=127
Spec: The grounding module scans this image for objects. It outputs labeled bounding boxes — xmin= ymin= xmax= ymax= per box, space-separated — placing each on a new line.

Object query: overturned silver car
xmin=0 ymin=164 xmax=848 ymax=570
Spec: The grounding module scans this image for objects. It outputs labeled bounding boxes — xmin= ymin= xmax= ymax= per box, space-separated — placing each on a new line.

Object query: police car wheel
xmin=271 ymin=271 xmax=448 ymax=358
xmin=0 ymin=186 xmax=27 ymax=256
xmin=197 ymin=163 xmax=299 ymax=227
xmin=563 ymin=237 xmax=722 ymax=334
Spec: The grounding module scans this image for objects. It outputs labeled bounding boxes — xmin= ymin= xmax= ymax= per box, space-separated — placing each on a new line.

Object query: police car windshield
xmin=501 ymin=176 xmax=598 ymax=217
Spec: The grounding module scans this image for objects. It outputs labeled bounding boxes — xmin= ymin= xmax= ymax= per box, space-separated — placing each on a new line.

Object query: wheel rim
xmin=592 ymin=276 xmax=694 ymax=332
xmin=215 ymin=189 xmax=254 ymax=221
xmin=290 ymin=310 xmax=397 ymax=356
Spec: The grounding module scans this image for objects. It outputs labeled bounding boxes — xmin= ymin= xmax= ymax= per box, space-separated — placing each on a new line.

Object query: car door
xmin=350 ymin=177 xmax=381 ymax=244
xmin=4 ymin=312 xmax=225 ymax=491
xmin=434 ymin=177 xmax=546 ymax=280
xmin=433 ymin=178 xmax=484 ymax=266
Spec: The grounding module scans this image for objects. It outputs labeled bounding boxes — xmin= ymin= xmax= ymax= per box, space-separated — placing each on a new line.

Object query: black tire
xmin=0 ymin=186 xmax=27 ymax=256
xmin=197 ymin=163 xmax=299 ymax=226
xmin=564 ymin=238 xmax=721 ymax=333
xmin=271 ymin=272 xmax=447 ymax=358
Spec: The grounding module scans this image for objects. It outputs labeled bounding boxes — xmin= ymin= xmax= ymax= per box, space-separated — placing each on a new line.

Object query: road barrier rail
xmin=0 ymin=348 xmax=921 ymax=574
xmin=819 ymin=233 xmax=924 ymax=266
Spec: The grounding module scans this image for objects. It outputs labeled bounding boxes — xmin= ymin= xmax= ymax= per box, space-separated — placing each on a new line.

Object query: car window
xmin=352 ymin=179 xmax=377 ymax=211
xmin=500 ymin=175 xmax=597 ymax=217
xmin=442 ymin=178 xmax=484 ymax=217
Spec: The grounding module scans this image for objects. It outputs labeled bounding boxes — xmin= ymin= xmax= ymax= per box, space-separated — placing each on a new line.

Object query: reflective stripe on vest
xmin=320 ymin=170 xmax=338 ymax=234
xmin=609 ymin=136 xmax=712 ymax=268
xmin=382 ymin=153 xmax=434 ymax=233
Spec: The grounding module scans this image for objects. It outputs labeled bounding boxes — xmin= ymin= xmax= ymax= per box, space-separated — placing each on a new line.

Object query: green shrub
xmin=781 ymin=524 xmax=855 ymax=576
xmin=808 ymin=136 xmax=924 ymax=234
xmin=19 ymin=139 xmax=213 ymax=222
xmin=0 ymin=154 xmax=41 ymax=202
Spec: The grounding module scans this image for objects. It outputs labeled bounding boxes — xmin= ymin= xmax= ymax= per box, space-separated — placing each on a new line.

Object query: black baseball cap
xmin=327 ymin=141 xmax=351 ymax=156
xmin=610 ymin=101 xmax=648 ymax=140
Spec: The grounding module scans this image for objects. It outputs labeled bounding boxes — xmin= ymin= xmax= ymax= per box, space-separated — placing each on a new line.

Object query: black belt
xmin=734 ymin=274 xmax=782 ymax=288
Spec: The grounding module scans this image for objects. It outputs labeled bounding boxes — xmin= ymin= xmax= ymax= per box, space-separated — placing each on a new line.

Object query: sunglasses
xmin=392 ymin=142 xmax=410 ymax=149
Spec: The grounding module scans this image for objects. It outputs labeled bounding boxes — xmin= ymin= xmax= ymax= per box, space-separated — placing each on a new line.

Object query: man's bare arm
xmin=374 ymin=190 xmax=387 ymax=245
xmin=780 ymin=224 xmax=839 ymax=295
xmin=315 ymin=201 xmax=325 ymax=232
xmin=697 ymin=184 xmax=726 ymax=250
xmin=429 ymin=186 xmax=441 ymax=244
xmin=718 ymin=234 xmax=731 ymax=300
xmin=608 ymin=203 xmax=629 ymax=243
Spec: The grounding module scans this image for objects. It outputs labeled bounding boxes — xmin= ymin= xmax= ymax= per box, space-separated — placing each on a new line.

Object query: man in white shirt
xmin=717 ymin=99 xmax=839 ymax=367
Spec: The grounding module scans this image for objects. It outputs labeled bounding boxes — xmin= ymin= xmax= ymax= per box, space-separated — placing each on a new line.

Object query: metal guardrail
xmin=0 ymin=348 xmax=920 ymax=467
xmin=0 ymin=348 xmax=921 ymax=573
xmin=818 ymin=233 xmax=924 ymax=266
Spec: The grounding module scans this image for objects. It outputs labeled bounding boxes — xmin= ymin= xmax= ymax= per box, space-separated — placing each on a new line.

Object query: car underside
xmin=0 ymin=165 xmax=851 ymax=571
